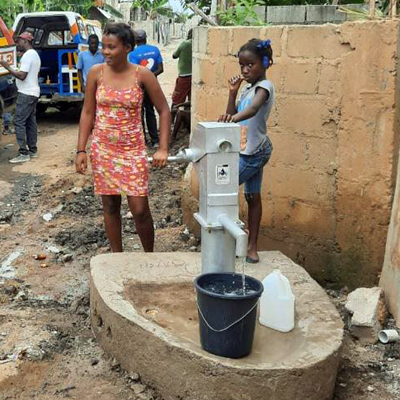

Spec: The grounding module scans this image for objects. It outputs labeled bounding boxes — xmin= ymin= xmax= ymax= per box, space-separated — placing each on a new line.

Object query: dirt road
xmin=0 ymin=106 xmax=194 ymax=400
xmin=0 ymin=38 xmax=399 ymax=400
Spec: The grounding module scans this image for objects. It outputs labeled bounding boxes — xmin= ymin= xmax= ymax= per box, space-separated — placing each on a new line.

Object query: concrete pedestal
xmin=90 ymin=251 xmax=343 ymax=400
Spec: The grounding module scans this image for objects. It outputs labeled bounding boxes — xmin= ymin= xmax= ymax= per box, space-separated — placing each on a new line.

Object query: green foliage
xmin=0 ymin=0 xmax=93 ymax=27
xmin=338 ymin=5 xmax=384 ymax=19
xmin=261 ymin=0 xmax=364 ymax=4
xmin=339 ymin=0 xmax=398 ymax=18
xmin=262 ymin=0 xmax=323 ymax=5
xmin=46 ymin=0 xmax=93 ymax=16
xmin=217 ymin=0 xmax=265 ymax=26
xmin=178 ymin=0 xmax=365 ymax=18
xmin=131 ymin=0 xmax=175 ymax=19
xmin=0 ymin=0 xmax=24 ymax=26
xmin=174 ymin=12 xmax=188 ymax=23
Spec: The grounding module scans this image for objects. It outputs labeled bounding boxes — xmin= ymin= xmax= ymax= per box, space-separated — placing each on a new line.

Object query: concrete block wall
xmin=185 ymin=21 xmax=400 ymax=287
xmin=265 ymin=5 xmax=364 ymax=25
xmin=267 ymin=6 xmax=307 ymax=24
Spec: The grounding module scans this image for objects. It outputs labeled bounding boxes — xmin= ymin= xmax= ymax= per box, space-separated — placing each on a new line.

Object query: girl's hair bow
xmin=257 ymin=39 xmax=271 ymax=49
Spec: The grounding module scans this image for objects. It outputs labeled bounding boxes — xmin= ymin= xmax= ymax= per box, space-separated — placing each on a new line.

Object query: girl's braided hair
xmin=103 ymin=23 xmax=136 ymax=49
xmin=239 ymin=39 xmax=273 ymax=69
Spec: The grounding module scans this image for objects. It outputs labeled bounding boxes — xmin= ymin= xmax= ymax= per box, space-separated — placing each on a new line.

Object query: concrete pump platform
xmin=90 ymin=251 xmax=343 ymax=400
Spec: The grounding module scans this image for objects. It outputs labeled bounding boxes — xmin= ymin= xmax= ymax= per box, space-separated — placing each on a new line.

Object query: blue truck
xmin=0 ymin=16 xmax=17 ymax=124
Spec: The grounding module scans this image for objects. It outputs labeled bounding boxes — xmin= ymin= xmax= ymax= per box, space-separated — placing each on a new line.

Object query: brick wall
xmin=183 ymin=21 xmax=400 ymax=288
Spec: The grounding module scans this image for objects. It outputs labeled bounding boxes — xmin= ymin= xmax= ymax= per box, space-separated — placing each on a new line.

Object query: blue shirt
xmin=128 ymin=44 xmax=163 ymax=73
xmin=76 ymin=50 xmax=104 ymax=84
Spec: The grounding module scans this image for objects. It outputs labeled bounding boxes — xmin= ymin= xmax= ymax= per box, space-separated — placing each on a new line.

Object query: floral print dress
xmin=91 ymin=67 xmax=148 ymax=196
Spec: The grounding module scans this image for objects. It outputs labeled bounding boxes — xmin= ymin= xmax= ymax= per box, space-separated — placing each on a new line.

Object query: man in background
xmin=171 ymin=29 xmax=192 ymax=123
xmin=129 ymin=29 xmax=163 ymax=147
xmin=2 ymin=113 xmax=13 ymax=135
xmin=77 ymin=34 xmax=104 ymax=92
xmin=0 ymin=32 xmax=41 ymax=163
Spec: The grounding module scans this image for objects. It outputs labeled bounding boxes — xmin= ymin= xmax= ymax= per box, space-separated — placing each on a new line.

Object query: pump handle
xmin=147 ymin=155 xmax=180 ymax=163
xmin=147 ymin=148 xmax=198 ymax=164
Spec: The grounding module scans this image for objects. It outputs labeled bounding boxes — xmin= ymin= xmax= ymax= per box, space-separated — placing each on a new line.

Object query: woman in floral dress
xmin=75 ymin=23 xmax=170 ymax=252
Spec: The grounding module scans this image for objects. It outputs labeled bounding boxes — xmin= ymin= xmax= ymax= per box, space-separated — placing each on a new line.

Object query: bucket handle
xmin=196 ymin=299 xmax=260 ymax=333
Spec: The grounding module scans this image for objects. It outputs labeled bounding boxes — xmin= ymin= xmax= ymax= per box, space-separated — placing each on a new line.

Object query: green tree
xmin=174 ymin=11 xmax=188 ymax=23
xmin=44 ymin=0 xmax=94 ymax=16
xmin=217 ymin=0 xmax=264 ymax=25
xmin=131 ymin=0 xmax=175 ymax=19
xmin=0 ymin=0 xmax=94 ymax=27
xmin=179 ymin=0 xmax=365 ymax=16
xmin=0 ymin=0 xmax=24 ymax=27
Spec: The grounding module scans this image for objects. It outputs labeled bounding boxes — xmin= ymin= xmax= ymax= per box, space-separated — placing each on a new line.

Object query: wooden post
xmin=217 ymin=0 xmax=226 ymax=13
xmin=188 ymin=3 xmax=219 ymax=26
xmin=391 ymin=0 xmax=397 ymax=18
xmin=210 ymin=0 xmax=218 ymax=18
xmin=369 ymin=0 xmax=375 ymax=18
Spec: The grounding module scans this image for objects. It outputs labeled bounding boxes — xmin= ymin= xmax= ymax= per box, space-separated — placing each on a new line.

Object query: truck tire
xmin=36 ymin=103 xmax=48 ymax=117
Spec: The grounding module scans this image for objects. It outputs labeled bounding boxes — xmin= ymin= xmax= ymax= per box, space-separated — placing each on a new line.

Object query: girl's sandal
xmin=246 ymin=256 xmax=259 ymax=264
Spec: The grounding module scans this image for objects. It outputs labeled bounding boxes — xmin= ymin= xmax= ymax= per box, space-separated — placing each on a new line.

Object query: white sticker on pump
xmin=216 ymin=164 xmax=230 ymax=185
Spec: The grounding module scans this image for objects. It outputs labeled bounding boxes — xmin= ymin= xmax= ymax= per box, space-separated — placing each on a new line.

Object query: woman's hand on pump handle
xmin=152 ymin=149 xmax=168 ymax=168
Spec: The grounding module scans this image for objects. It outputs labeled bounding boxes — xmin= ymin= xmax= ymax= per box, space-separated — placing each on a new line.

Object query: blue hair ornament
xmin=257 ymin=39 xmax=271 ymax=50
xmin=258 ymin=39 xmax=271 ymax=68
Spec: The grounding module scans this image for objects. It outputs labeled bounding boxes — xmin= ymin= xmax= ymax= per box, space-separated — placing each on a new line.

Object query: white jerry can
xmin=259 ymin=269 xmax=295 ymax=332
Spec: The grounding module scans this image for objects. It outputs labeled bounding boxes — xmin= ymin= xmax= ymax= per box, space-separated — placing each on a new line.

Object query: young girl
xmin=75 ymin=23 xmax=170 ymax=252
xmin=219 ymin=38 xmax=274 ymax=264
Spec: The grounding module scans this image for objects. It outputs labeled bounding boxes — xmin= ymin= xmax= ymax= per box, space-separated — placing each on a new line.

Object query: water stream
xmin=202 ymin=257 xmax=256 ymax=296
xmin=241 ymin=256 xmax=246 ymax=295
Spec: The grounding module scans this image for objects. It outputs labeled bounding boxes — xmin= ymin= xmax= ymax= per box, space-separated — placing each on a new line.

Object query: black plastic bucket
xmin=194 ymin=273 xmax=264 ymax=359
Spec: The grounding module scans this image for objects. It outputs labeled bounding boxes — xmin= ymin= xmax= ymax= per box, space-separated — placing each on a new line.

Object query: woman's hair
xmin=238 ymin=39 xmax=273 ymax=69
xmin=103 ymin=23 xmax=135 ymax=49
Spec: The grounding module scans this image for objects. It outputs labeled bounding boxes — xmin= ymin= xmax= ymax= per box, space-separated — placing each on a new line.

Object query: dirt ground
xmin=0 ymin=38 xmax=399 ymax=400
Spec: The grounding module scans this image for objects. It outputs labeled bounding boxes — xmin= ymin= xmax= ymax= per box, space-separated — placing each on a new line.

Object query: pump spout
xmin=217 ymin=214 xmax=248 ymax=258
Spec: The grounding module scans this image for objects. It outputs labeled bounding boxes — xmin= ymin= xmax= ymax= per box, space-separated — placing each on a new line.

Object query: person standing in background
xmin=0 ymin=32 xmax=41 ymax=163
xmin=2 ymin=113 xmax=13 ymax=135
xmin=171 ymin=29 xmax=192 ymax=123
xmin=129 ymin=29 xmax=163 ymax=147
xmin=77 ymin=34 xmax=104 ymax=92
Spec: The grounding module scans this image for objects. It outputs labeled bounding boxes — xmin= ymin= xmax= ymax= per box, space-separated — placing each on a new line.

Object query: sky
xmin=169 ymin=0 xmax=185 ymax=13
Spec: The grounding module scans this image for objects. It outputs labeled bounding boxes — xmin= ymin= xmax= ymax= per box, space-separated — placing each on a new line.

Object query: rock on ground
xmin=345 ymin=287 xmax=387 ymax=343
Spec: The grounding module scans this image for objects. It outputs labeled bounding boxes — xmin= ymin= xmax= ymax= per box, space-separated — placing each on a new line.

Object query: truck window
xmin=47 ymin=31 xmax=63 ymax=46
xmin=34 ymin=29 xmax=44 ymax=46
xmin=46 ymin=30 xmax=74 ymax=46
